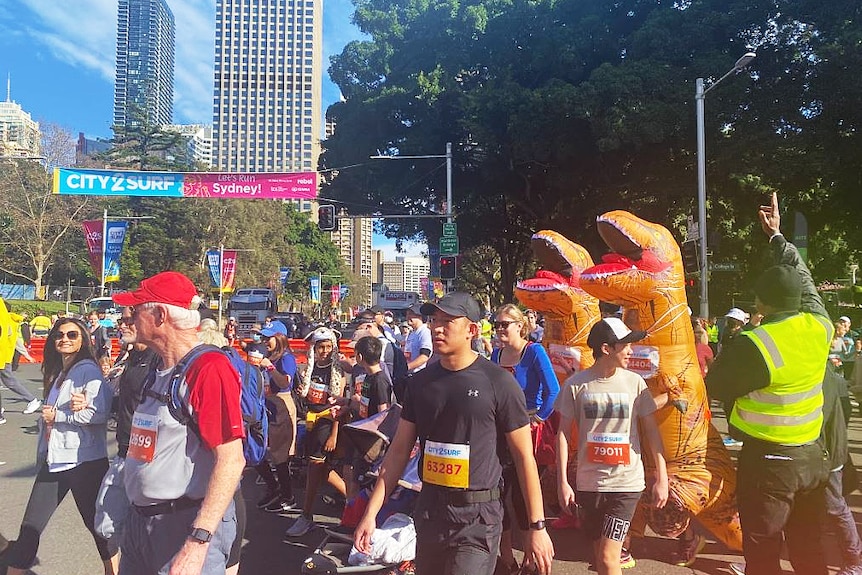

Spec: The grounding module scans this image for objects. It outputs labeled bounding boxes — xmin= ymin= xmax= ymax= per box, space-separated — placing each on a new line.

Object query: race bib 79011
xmin=586 ymin=432 xmax=630 ymax=465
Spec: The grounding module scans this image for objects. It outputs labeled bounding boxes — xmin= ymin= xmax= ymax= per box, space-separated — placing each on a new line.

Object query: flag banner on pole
xmin=432 ymin=279 xmax=445 ymax=299
xmin=279 ymin=267 xmax=292 ymax=286
xmin=82 ymin=220 xmax=103 ymax=278
xmin=221 ymin=250 xmax=237 ymax=293
xmin=330 ymin=285 xmax=340 ymax=307
xmin=103 ymin=221 xmax=128 ymax=282
xmin=420 ymin=277 xmax=430 ymax=300
xmin=206 ymin=250 xmax=221 ymax=288
xmin=339 ymin=285 xmax=350 ymax=299
xmin=53 ymin=168 xmax=317 ymax=200
xmin=310 ymin=277 xmax=321 ymax=304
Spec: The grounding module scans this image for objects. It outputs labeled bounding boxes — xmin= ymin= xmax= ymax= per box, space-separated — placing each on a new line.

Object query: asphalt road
xmin=0 ymin=362 xmax=857 ymax=574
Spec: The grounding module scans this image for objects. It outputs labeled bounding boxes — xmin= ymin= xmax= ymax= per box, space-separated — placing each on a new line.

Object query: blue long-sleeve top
xmin=491 ymin=343 xmax=560 ymax=420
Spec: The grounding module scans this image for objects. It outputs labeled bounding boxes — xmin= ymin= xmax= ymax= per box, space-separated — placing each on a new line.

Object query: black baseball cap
xmin=369 ymin=305 xmax=385 ymax=314
xmin=406 ymin=303 xmax=423 ymax=316
xmin=587 ymin=318 xmax=646 ymax=350
xmin=420 ymin=292 xmax=482 ymax=322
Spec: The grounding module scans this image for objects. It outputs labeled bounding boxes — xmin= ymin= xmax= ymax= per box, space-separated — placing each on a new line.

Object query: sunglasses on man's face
xmin=52 ymin=330 xmax=81 ymax=341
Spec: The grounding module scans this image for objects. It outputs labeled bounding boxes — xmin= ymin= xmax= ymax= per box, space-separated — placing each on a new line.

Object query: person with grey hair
xmin=111 ymin=272 xmax=246 ymax=575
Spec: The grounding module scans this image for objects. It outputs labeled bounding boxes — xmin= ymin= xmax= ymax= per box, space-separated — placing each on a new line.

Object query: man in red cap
xmin=111 ymin=272 xmax=246 ymax=575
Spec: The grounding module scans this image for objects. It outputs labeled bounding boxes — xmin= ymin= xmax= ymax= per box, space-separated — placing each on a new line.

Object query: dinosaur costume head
xmin=515 ymin=231 xmax=600 ymax=378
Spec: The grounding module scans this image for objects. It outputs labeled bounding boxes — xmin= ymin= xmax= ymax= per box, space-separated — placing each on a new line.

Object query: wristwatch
xmin=189 ymin=527 xmax=213 ymax=543
xmin=528 ymin=519 xmax=546 ymax=531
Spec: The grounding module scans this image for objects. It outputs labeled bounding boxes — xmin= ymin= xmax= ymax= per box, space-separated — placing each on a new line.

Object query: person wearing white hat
xmin=719 ymin=308 xmax=748 ymax=353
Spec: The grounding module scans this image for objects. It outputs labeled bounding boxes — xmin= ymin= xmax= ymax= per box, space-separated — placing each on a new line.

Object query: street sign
xmin=710 ymin=261 xmax=740 ymax=272
xmin=440 ymin=236 xmax=459 ymax=256
xmin=442 ymin=222 xmax=457 ymax=237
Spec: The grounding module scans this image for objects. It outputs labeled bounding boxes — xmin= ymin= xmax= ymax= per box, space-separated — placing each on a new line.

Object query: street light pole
xmin=695 ymin=51 xmax=756 ymax=319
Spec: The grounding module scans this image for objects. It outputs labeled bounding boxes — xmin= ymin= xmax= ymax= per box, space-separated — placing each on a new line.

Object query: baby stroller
xmin=301 ymin=404 xmax=421 ymax=575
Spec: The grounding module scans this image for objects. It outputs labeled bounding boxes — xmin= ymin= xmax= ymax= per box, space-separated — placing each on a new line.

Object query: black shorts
xmin=306 ymin=416 xmax=336 ymax=462
xmin=577 ymin=491 xmax=641 ymax=542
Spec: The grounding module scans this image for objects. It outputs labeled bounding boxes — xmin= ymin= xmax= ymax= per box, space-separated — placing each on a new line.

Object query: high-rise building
xmin=166 ymin=124 xmax=214 ymax=168
xmin=0 ymin=79 xmax=40 ymax=158
xmin=114 ymin=0 xmax=175 ymax=128
xmin=380 ymin=256 xmax=430 ymax=294
xmin=329 ymin=215 xmax=373 ymax=306
xmin=212 ymin=0 xmax=323 ymax=174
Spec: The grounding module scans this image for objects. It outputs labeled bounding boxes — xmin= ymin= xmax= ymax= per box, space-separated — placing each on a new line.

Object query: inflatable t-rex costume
xmin=578 ymin=210 xmax=741 ymax=550
xmin=514 ymin=231 xmax=601 ymax=378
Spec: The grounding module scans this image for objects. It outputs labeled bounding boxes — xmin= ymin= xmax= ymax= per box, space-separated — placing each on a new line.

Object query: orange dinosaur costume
xmin=514 ymin=231 xmax=601 ymax=379
xmin=578 ymin=211 xmax=742 ymax=550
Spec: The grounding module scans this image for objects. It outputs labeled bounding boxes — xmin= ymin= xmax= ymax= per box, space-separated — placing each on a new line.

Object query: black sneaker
xmin=257 ymin=490 xmax=280 ymax=509
xmin=265 ymin=496 xmax=298 ymax=513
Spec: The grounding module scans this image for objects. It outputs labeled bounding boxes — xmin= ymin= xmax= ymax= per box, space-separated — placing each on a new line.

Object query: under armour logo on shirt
xmin=467 ymin=389 xmax=479 ymax=397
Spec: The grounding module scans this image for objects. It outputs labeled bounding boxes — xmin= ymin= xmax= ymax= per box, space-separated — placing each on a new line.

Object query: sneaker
xmin=620 ymin=548 xmax=636 ymax=569
xmin=672 ymin=533 xmax=707 ymax=567
xmin=23 ymin=399 xmax=42 ymax=415
xmin=265 ymin=496 xmax=297 ymax=513
xmin=284 ymin=515 xmax=315 ymax=538
xmin=257 ymin=490 xmax=280 ymax=509
xmin=550 ymin=514 xmax=581 ymax=530
xmin=0 ymin=416 xmax=6 ymax=425
xmin=729 ymin=563 xmax=746 ymax=575
xmin=723 ymin=436 xmax=743 ymax=447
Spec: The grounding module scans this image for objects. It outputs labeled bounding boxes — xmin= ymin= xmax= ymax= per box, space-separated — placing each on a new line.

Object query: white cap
xmin=725 ymin=308 xmax=747 ymax=323
xmin=839 ymin=316 xmax=851 ymax=325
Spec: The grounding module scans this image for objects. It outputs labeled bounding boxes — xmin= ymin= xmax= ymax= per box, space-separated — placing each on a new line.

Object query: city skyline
xmin=0 ymin=0 xmax=362 ymax=139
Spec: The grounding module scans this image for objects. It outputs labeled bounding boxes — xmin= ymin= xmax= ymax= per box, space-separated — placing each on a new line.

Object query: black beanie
xmin=754 ymin=264 xmax=803 ymax=311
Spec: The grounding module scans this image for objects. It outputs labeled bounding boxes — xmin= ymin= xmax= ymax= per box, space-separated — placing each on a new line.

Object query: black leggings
xmin=7 ymin=458 xmax=118 ymax=569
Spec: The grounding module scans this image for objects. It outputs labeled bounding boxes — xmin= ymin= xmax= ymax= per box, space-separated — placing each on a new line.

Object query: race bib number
xmin=627 ymin=345 xmax=660 ymax=380
xmin=128 ymin=413 xmax=159 ymax=463
xmin=308 ymin=382 xmax=329 ymax=405
xmin=423 ymin=441 xmax=470 ymax=489
xmin=358 ymin=395 xmax=370 ymax=419
xmin=586 ymin=432 xmax=630 ymax=465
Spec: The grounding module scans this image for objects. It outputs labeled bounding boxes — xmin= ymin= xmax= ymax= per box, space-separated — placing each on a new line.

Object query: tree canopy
xmin=321 ymin=0 xmax=862 ymax=310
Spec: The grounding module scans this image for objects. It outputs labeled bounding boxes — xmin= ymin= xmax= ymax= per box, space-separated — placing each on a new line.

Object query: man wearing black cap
xmin=706 ymin=193 xmax=834 ymax=575
xmin=555 ymin=317 xmax=669 ymax=574
xmin=353 ymin=292 xmax=555 ymax=575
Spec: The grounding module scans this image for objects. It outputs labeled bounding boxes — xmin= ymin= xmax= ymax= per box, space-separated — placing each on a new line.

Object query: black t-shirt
xmin=359 ymin=370 xmax=391 ymax=419
xmin=117 ymin=346 xmax=162 ymax=458
xmin=307 ymin=363 xmax=338 ymax=413
xmin=402 ymin=355 xmax=530 ymax=491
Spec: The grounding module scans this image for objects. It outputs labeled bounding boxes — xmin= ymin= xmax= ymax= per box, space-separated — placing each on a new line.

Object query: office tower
xmin=382 ymin=256 xmax=430 ymax=294
xmin=0 ymin=78 xmax=40 ymax=158
xmin=114 ymin=0 xmax=176 ymax=127
xmin=212 ymin=0 xmax=323 ymax=174
xmin=330 ymin=216 xmax=373 ymax=305
xmin=166 ymin=124 xmax=215 ymax=168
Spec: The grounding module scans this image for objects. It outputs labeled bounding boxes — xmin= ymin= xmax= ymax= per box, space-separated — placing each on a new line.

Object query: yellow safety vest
xmin=706 ymin=324 xmax=719 ymax=344
xmin=729 ymin=312 xmax=833 ymax=445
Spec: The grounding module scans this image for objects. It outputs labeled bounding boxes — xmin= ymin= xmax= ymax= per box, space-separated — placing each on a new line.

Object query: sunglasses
xmin=494 ymin=320 xmax=519 ymax=329
xmin=52 ymin=330 xmax=81 ymax=341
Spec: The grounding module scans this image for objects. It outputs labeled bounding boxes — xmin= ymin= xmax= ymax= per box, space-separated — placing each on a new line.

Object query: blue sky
xmin=0 ymin=0 xmax=423 ymax=259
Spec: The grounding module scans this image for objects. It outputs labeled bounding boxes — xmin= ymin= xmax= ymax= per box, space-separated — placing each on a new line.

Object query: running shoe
xmin=550 ymin=514 xmax=581 ymax=530
xmin=257 ymin=490 xmax=280 ymax=509
xmin=672 ymin=533 xmax=707 ymax=567
xmin=729 ymin=562 xmax=746 ymax=575
xmin=723 ymin=437 xmax=743 ymax=447
xmin=265 ymin=496 xmax=297 ymax=513
xmin=0 ymin=416 xmax=6 ymax=425
xmin=284 ymin=515 xmax=315 ymax=538
xmin=23 ymin=398 xmax=42 ymax=415
xmin=620 ymin=548 xmax=636 ymax=569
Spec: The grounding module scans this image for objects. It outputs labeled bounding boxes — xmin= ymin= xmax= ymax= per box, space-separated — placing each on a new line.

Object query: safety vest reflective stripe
xmin=753 ymin=328 xmax=785 ymax=369
xmin=734 ymin=405 xmax=823 ymax=428
xmin=747 ymin=383 xmax=822 ymax=405
xmin=813 ymin=315 xmax=834 ymax=345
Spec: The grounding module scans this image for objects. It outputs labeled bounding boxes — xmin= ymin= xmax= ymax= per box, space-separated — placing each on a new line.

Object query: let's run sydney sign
xmin=53 ymin=168 xmax=317 ymax=200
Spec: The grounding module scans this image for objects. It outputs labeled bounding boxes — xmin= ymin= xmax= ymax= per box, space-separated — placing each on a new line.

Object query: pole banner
xmin=279 ymin=267 xmax=292 ymax=286
xmin=82 ymin=220 xmax=103 ymax=278
xmin=221 ymin=250 xmax=237 ymax=293
xmin=310 ymin=277 xmax=321 ymax=304
xmin=53 ymin=168 xmax=317 ymax=199
xmin=103 ymin=221 xmax=128 ymax=282
xmin=330 ymin=285 xmax=340 ymax=307
xmin=206 ymin=250 xmax=221 ymax=288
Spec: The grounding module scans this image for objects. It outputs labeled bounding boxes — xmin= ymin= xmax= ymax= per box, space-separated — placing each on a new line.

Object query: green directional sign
xmin=442 ymin=222 xmax=457 ymax=237
xmin=440 ymin=236 xmax=459 ymax=256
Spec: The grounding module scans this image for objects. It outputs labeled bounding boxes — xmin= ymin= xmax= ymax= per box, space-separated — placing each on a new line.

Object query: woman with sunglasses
xmin=491 ymin=304 xmax=560 ymax=575
xmin=6 ymin=318 xmax=118 ymax=575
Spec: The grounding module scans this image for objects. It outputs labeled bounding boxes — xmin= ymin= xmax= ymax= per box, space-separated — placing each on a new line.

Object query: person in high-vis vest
xmin=706 ymin=193 xmax=833 ymax=575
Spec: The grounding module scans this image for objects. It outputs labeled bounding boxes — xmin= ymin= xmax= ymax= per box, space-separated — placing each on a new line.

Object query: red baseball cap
xmin=112 ymin=271 xmax=200 ymax=309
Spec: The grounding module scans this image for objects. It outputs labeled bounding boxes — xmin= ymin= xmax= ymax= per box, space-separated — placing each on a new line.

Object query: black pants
xmin=6 ymin=458 xmax=117 ymax=569
xmin=737 ymin=440 xmax=829 ymax=575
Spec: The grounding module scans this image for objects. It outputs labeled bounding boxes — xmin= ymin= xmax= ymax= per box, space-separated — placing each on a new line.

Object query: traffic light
xmin=440 ymin=256 xmax=457 ymax=280
xmin=318 ymin=204 xmax=337 ymax=231
xmin=681 ymin=240 xmax=700 ymax=275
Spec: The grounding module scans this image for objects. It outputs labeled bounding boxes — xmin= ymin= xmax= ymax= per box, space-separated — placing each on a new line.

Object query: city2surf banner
xmin=53 ymin=168 xmax=317 ymax=200
xmin=103 ymin=221 xmax=128 ymax=282
xmin=206 ymin=250 xmax=238 ymax=293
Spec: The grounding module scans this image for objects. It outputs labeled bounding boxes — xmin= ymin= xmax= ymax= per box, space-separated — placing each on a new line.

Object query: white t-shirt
xmin=555 ymin=367 xmax=657 ymax=492
xmin=404 ymin=323 xmax=432 ymax=372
